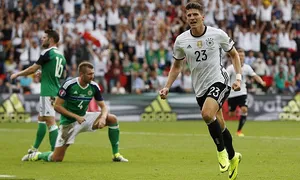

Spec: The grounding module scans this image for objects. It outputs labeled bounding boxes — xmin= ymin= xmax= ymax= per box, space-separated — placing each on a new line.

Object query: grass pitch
xmin=0 ymin=120 xmax=299 ymax=180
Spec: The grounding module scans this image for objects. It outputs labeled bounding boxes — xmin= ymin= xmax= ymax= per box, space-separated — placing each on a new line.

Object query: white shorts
xmin=55 ymin=112 xmax=101 ymax=147
xmin=39 ymin=96 xmax=56 ymax=117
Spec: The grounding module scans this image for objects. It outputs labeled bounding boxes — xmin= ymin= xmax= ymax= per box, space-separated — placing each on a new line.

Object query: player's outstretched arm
xmin=253 ymin=75 xmax=266 ymax=87
xmin=95 ymin=100 xmax=108 ymax=129
xmin=159 ymin=59 xmax=183 ymax=99
xmin=54 ymin=97 xmax=85 ymax=124
xmin=10 ymin=64 xmax=41 ymax=80
xmin=227 ymin=47 xmax=242 ymax=91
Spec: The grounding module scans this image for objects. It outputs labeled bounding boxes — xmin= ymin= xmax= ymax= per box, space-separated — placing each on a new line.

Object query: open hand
xmin=95 ymin=117 xmax=106 ymax=129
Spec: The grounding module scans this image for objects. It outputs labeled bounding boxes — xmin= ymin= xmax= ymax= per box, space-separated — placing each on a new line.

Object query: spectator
xmin=0 ymin=78 xmax=9 ymax=93
xmin=135 ymin=36 xmax=146 ymax=64
xmin=253 ymin=54 xmax=269 ymax=76
xmin=257 ymin=0 xmax=273 ymax=24
xmin=147 ymin=69 xmax=161 ymax=92
xmin=4 ymin=53 xmax=17 ymax=72
xmin=274 ymin=66 xmax=287 ymax=94
xmin=111 ymin=80 xmax=126 ymax=94
xmin=286 ymin=65 xmax=295 ymax=93
xmin=88 ymin=45 xmax=107 ymax=93
xmin=267 ymin=36 xmax=279 ymax=53
xmin=19 ymin=75 xmax=32 ymax=94
xmin=30 ymin=75 xmax=41 ymax=94
xmin=280 ymin=0 xmax=292 ymax=25
xmin=0 ymin=0 xmax=297 ymax=96
xmin=132 ymin=72 xmax=145 ymax=94
xmin=29 ymin=39 xmax=41 ymax=63
xmin=107 ymin=3 xmax=120 ymax=32
xmin=244 ymin=50 xmax=256 ymax=66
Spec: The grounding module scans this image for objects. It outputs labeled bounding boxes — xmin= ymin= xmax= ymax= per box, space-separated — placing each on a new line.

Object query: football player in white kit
xmin=159 ymin=2 xmax=242 ymax=180
xmin=226 ymin=49 xmax=266 ymax=137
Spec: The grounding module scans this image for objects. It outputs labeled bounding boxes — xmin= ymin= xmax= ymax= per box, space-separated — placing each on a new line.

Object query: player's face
xmin=41 ymin=33 xmax=50 ymax=48
xmin=186 ymin=9 xmax=204 ymax=28
xmin=238 ymin=52 xmax=245 ymax=65
xmin=82 ymin=68 xmax=95 ymax=84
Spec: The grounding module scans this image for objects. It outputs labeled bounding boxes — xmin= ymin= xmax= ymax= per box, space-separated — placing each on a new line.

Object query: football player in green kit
xmin=21 ymin=62 xmax=128 ymax=162
xmin=11 ymin=29 xmax=66 ymax=153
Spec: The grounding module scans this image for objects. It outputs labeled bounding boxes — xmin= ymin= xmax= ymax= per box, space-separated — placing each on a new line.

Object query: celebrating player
xmin=159 ymin=2 xmax=242 ymax=179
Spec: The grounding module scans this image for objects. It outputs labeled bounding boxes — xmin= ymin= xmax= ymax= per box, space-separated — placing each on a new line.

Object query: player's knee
xmin=52 ymin=155 xmax=64 ymax=162
xmin=241 ymin=107 xmax=248 ymax=115
xmin=107 ymin=114 xmax=118 ymax=125
xmin=201 ymin=111 xmax=214 ymax=122
xmin=43 ymin=117 xmax=56 ymax=127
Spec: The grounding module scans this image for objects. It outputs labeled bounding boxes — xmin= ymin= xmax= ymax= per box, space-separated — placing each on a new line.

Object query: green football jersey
xmin=57 ymin=77 xmax=103 ymax=125
xmin=36 ymin=47 xmax=66 ymax=96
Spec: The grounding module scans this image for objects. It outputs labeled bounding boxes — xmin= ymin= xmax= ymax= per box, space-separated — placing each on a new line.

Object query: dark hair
xmin=45 ymin=29 xmax=59 ymax=43
xmin=78 ymin=61 xmax=94 ymax=73
xmin=186 ymin=1 xmax=204 ymax=14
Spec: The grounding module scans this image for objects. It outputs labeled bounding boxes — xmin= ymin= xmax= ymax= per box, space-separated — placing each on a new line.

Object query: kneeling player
xmin=22 ymin=62 xmax=128 ymax=162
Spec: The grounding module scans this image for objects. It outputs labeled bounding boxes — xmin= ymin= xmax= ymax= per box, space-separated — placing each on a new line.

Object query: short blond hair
xmin=78 ymin=61 xmax=94 ymax=73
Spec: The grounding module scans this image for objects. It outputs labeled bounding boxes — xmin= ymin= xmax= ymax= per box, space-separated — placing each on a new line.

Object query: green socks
xmin=38 ymin=151 xmax=53 ymax=162
xmin=108 ymin=123 xmax=120 ymax=155
xmin=32 ymin=122 xmax=58 ymax=151
xmin=33 ymin=122 xmax=47 ymax=149
xmin=49 ymin=125 xmax=58 ymax=151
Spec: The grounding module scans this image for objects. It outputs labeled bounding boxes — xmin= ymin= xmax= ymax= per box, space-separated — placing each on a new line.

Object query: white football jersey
xmin=227 ymin=64 xmax=256 ymax=98
xmin=173 ymin=26 xmax=234 ymax=97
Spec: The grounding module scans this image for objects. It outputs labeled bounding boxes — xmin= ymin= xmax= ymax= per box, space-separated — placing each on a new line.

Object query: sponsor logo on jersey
xmin=197 ymin=41 xmax=202 ymax=48
xmin=74 ymin=91 xmax=78 ymax=94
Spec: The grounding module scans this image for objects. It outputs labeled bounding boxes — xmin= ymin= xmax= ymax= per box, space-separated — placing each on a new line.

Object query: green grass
xmin=0 ymin=121 xmax=299 ymax=180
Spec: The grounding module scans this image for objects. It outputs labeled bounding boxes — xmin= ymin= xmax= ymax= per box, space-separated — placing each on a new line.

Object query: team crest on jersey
xmin=197 ymin=41 xmax=202 ymax=48
xmin=206 ymin=38 xmax=214 ymax=47
xmin=88 ymin=90 xmax=93 ymax=96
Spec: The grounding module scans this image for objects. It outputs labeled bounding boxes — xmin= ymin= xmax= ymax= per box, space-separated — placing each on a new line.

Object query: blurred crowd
xmin=1 ymin=0 xmax=300 ymax=95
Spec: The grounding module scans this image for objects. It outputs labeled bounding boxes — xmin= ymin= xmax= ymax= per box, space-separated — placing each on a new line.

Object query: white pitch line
xmin=0 ymin=175 xmax=16 ymax=178
xmin=1 ymin=128 xmax=300 ymax=141
xmin=120 ymin=131 xmax=300 ymax=141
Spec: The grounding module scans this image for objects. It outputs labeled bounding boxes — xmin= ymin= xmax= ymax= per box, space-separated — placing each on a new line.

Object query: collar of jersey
xmin=190 ymin=25 xmax=207 ymax=38
xmin=76 ymin=77 xmax=89 ymax=89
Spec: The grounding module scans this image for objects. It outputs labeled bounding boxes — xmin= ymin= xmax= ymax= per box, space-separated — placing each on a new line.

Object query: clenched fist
xmin=232 ymin=80 xmax=241 ymax=91
xmin=159 ymin=87 xmax=169 ymax=100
